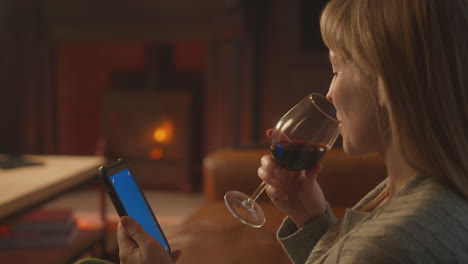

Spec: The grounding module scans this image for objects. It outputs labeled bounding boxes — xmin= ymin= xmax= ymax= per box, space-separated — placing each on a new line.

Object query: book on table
xmin=0 ymin=209 xmax=80 ymax=249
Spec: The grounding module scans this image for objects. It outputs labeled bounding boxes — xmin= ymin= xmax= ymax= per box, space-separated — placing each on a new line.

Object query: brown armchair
xmin=203 ymin=147 xmax=386 ymax=208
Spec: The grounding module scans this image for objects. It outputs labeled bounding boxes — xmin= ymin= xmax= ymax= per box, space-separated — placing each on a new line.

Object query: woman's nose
xmin=326 ymin=86 xmax=334 ymax=103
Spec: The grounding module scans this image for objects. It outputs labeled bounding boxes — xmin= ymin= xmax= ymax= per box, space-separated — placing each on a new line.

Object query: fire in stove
xmin=150 ymin=117 xmax=175 ymax=160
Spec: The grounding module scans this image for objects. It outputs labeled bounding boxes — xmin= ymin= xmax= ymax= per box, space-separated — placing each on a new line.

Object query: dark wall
xmin=300 ymin=0 xmax=329 ymax=52
xmin=1 ymin=0 xmax=64 ymax=155
xmin=259 ymin=0 xmax=331 ymax=142
xmin=0 ymin=0 xmax=23 ymax=154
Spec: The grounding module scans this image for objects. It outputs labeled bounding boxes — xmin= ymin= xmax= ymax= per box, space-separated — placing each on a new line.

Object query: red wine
xmin=271 ymin=141 xmax=329 ymax=171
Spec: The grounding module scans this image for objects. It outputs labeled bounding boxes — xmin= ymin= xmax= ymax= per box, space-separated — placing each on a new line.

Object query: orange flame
xmin=149 ymin=148 xmax=164 ymax=160
xmin=153 ymin=120 xmax=174 ymax=144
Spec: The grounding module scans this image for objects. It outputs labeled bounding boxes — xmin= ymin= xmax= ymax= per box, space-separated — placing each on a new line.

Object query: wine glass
xmin=224 ymin=93 xmax=340 ymax=228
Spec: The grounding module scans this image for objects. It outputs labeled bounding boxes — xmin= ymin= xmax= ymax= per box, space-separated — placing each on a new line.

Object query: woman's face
xmin=326 ymin=51 xmax=385 ymax=155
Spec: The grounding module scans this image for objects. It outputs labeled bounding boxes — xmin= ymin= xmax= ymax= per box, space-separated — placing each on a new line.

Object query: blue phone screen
xmin=110 ymin=169 xmax=169 ymax=251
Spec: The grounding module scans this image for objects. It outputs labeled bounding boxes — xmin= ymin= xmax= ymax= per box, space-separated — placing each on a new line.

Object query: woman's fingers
xmin=259 ymin=155 xmax=285 ymax=186
xmin=260 ymin=168 xmax=289 ymax=201
xmin=258 ymin=166 xmax=280 ymax=187
xmin=266 ymin=184 xmax=288 ymax=201
xmin=266 ymin=128 xmax=274 ymax=138
xmin=266 ymin=128 xmax=291 ymax=142
xmin=259 ymin=155 xmax=287 ymax=201
xmin=260 ymin=155 xmax=275 ymax=171
xmin=260 ymin=155 xmax=294 ymax=176
xmin=305 ymin=163 xmax=324 ymax=180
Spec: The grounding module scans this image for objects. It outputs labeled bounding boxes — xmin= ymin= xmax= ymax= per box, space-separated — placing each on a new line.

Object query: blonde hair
xmin=320 ymin=0 xmax=468 ymax=198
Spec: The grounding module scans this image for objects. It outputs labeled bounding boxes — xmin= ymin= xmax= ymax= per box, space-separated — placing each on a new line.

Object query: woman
xmin=115 ymin=0 xmax=468 ymax=263
xmin=260 ymin=0 xmax=468 ymax=263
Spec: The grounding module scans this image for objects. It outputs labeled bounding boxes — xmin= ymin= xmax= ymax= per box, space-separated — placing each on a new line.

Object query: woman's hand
xmin=259 ymin=129 xmax=327 ymax=228
xmin=117 ymin=216 xmax=181 ymax=264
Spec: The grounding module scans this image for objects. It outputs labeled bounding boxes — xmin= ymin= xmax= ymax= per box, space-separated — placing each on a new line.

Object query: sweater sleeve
xmin=277 ymin=203 xmax=336 ymax=264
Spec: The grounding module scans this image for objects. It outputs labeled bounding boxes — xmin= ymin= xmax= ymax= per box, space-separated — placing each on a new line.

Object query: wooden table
xmin=0 ymin=155 xmax=106 ymax=264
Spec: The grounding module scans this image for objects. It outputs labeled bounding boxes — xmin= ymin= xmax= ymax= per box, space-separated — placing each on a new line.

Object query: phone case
xmin=98 ymin=159 xmax=171 ymax=252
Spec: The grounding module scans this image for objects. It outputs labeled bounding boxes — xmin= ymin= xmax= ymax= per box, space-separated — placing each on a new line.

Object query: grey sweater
xmin=277 ymin=174 xmax=468 ymax=263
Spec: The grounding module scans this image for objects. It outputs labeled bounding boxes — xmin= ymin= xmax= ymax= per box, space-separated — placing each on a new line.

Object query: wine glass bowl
xmin=224 ymin=93 xmax=340 ymax=228
xmin=270 ymin=141 xmax=330 ymax=171
xmin=270 ymin=93 xmax=339 ymax=171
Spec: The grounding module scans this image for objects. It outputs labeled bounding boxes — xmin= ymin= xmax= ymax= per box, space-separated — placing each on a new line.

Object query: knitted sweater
xmin=277 ymin=174 xmax=468 ymax=263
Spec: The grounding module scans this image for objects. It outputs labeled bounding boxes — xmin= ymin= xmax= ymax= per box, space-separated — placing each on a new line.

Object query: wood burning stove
xmin=101 ymin=90 xmax=195 ymax=191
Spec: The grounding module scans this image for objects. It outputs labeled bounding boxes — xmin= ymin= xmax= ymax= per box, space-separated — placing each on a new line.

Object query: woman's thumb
xmin=120 ymin=216 xmax=151 ymax=245
xmin=266 ymin=129 xmax=274 ymax=139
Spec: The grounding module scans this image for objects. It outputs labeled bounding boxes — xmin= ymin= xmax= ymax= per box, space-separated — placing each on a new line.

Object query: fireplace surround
xmin=102 ymin=90 xmax=195 ymax=190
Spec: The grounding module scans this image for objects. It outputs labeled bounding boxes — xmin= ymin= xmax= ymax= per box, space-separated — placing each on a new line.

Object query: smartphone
xmin=99 ymin=159 xmax=171 ymax=252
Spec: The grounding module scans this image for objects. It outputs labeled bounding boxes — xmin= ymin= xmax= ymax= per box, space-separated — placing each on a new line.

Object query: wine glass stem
xmin=245 ymin=181 xmax=267 ymax=207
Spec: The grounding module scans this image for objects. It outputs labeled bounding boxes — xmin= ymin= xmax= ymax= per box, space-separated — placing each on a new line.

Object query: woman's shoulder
xmin=390 ymin=174 xmax=468 ymax=216
xmin=351 ymin=175 xmax=468 ymax=260
xmin=334 ymin=176 xmax=468 ymax=263
xmin=379 ymin=174 xmax=468 ymax=226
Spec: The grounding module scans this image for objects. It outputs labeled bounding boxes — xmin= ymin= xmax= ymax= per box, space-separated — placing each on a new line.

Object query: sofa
xmin=164 ymin=147 xmax=387 ymax=264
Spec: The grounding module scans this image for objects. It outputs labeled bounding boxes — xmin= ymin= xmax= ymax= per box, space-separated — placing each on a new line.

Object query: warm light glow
xmin=152 ymin=120 xmax=174 ymax=143
xmin=150 ymin=147 xmax=164 ymax=160
xmin=0 ymin=224 xmax=10 ymax=235
xmin=154 ymin=129 xmax=168 ymax=142
xmin=76 ymin=218 xmax=100 ymax=230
